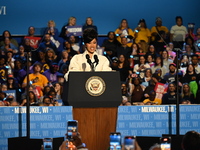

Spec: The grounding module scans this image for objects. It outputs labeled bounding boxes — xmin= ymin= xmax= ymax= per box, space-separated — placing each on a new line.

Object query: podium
xmin=66 ymin=71 xmax=122 ymax=150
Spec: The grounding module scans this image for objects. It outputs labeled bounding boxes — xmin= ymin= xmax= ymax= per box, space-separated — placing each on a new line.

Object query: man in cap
xmin=151 ymin=17 xmax=169 ymax=42
xmin=163 ymin=63 xmax=177 ymax=83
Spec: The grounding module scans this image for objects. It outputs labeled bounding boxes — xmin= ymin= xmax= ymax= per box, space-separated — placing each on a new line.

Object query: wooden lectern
xmin=66 ymin=72 xmax=121 ymax=150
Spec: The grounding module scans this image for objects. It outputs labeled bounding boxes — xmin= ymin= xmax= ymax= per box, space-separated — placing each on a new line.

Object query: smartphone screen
xmin=124 ymin=136 xmax=135 ymax=150
xmin=43 ymin=138 xmax=53 ymax=150
xmin=160 ymin=137 xmax=171 ymax=150
xmin=67 ymin=120 xmax=78 ymax=140
xmin=110 ymin=132 xmax=121 ymax=150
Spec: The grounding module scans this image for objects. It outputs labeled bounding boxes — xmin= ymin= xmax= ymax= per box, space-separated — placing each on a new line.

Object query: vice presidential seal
xmin=85 ymin=76 xmax=106 ymax=96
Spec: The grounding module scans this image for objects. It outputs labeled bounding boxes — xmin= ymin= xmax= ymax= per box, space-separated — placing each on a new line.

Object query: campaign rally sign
xmin=117 ymin=105 xmax=200 ymax=139
xmin=4 ymin=90 xmax=16 ymax=100
xmin=0 ymin=106 xmax=73 ymax=150
xmin=67 ymin=25 xmax=83 ymax=36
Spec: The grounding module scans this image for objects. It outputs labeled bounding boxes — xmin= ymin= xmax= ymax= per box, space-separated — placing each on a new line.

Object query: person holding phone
xmin=58 ymin=132 xmax=88 ymax=150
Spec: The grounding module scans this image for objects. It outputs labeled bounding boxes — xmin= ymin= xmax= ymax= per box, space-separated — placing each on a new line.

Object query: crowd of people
xmin=0 ymin=15 xmax=200 ymax=106
xmin=56 ymin=130 xmax=200 ymax=150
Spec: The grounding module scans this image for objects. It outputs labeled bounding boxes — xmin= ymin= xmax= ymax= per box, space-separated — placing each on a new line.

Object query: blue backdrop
xmin=0 ymin=0 xmax=200 ymax=35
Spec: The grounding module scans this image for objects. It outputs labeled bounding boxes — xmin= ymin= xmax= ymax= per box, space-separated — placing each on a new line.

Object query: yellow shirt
xmin=23 ymin=73 xmax=48 ymax=89
xmin=143 ymin=98 xmax=162 ymax=105
xmin=151 ymin=26 xmax=169 ymax=41
xmin=115 ymin=28 xmax=134 ymax=47
xmin=134 ymin=28 xmax=151 ymax=43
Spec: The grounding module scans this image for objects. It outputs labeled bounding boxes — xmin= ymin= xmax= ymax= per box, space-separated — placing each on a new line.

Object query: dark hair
xmin=2 ymin=30 xmax=12 ymax=40
xmin=154 ymin=55 xmax=163 ymax=67
xmin=107 ymin=31 xmax=116 ymax=39
xmin=83 ymin=28 xmax=98 ymax=44
xmin=185 ymin=36 xmax=194 ymax=44
xmin=119 ymin=19 xmax=129 ymax=30
xmin=138 ymin=55 xmax=146 ymax=66
xmin=176 ymin=16 xmax=183 ymax=24
xmin=182 ymin=131 xmax=200 ymax=150
xmin=132 ymin=43 xmax=140 ymax=54
xmin=186 ymin=64 xmax=196 ymax=74
xmin=138 ymin=19 xmax=147 ymax=28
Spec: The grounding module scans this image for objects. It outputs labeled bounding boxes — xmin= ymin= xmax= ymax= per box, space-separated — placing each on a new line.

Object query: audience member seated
xmin=180 ymin=83 xmax=195 ymax=104
xmin=45 ymin=48 xmax=58 ymax=63
xmin=111 ymin=54 xmax=131 ymax=82
xmin=133 ymin=55 xmax=150 ymax=79
xmin=134 ymin=19 xmax=151 ymax=44
xmin=194 ymin=27 xmax=200 ymax=51
xmin=180 ymin=54 xmax=189 ymax=73
xmin=58 ymin=50 xmax=70 ymax=72
xmin=138 ymin=40 xmax=148 ymax=54
xmin=0 ymin=37 xmax=18 ymax=54
xmin=151 ymin=55 xmax=167 ymax=78
xmin=101 ymin=31 xmax=121 ymax=59
xmin=115 ymin=19 xmax=134 ymax=47
xmin=22 ymin=63 xmax=48 ymax=92
xmin=44 ymin=20 xmax=59 ymax=44
xmin=151 ymin=17 xmax=169 ymax=42
xmin=53 ymin=82 xmax=63 ymax=100
xmin=68 ymin=35 xmax=81 ymax=54
xmin=184 ymin=36 xmax=195 ymax=52
xmin=145 ymin=44 xmax=157 ymax=59
xmin=34 ymin=50 xmax=50 ymax=73
xmin=60 ymin=16 xmax=77 ymax=40
xmin=14 ymin=45 xmax=27 ymax=63
xmin=38 ymin=33 xmax=58 ymax=54
xmin=129 ymin=77 xmax=145 ymax=104
xmin=170 ymin=16 xmax=187 ymax=49
xmin=43 ymin=63 xmax=63 ymax=83
xmin=163 ymin=63 xmax=177 ymax=83
xmin=20 ymin=91 xmax=38 ymax=106
xmin=191 ymin=54 xmax=200 ymax=74
xmin=131 ymin=43 xmax=142 ymax=65
xmin=5 ymin=50 xmax=15 ymax=74
xmin=82 ymin=17 xmax=98 ymax=32
xmin=143 ymin=90 xmax=162 ymax=105
xmin=161 ymin=50 xmax=173 ymax=70
xmin=183 ymin=44 xmax=194 ymax=57
xmin=146 ymin=54 xmax=155 ymax=67
xmin=42 ymin=96 xmax=54 ymax=106
xmin=63 ymin=41 xmax=78 ymax=58
xmin=0 ymin=30 xmax=19 ymax=48
xmin=24 ymin=26 xmax=42 ymax=49
xmin=0 ymin=56 xmax=8 ymax=84
xmin=23 ymin=38 xmax=37 ymax=62
xmin=182 ymin=64 xmax=200 ymax=84
xmin=116 ymin=37 xmax=132 ymax=59
xmin=141 ymin=68 xmax=152 ymax=87
xmin=13 ymin=59 xmax=23 ymax=85
xmin=162 ymin=82 xmax=178 ymax=104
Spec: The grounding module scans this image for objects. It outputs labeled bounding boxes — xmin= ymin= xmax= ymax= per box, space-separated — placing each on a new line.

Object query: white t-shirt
xmin=170 ymin=25 xmax=188 ymax=41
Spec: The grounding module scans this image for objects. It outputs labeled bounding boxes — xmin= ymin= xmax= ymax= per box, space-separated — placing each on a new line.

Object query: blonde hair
xmin=68 ymin=16 xmax=76 ymax=25
xmin=48 ymin=20 xmax=56 ymax=27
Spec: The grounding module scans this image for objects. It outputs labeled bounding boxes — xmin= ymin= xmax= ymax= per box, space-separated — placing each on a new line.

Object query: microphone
xmin=86 ymin=54 xmax=94 ymax=71
xmin=94 ymin=55 xmax=99 ymax=67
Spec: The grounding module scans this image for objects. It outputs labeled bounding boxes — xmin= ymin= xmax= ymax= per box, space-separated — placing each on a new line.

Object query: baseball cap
xmin=169 ymin=63 xmax=176 ymax=67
